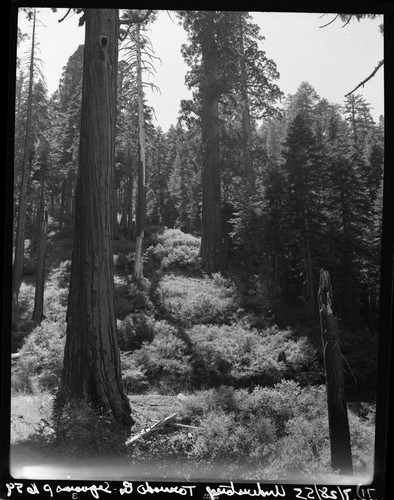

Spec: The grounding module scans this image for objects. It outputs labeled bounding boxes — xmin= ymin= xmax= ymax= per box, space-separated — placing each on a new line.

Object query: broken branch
xmin=319 ymin=14 xmax=339 ymax=29
xmin=126 ymin=413 xmax=178 ymax=445
xmin=345 ymin=59 xmax=384 ymax=97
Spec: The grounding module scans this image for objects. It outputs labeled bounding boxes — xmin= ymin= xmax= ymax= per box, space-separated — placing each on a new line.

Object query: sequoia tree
xmin=13 ymin=9 xmax=36 ymax=305
xmin=179 ymin=11 xmax=234 ymax=272
xmin=56 ymin=9 xmax=133 ymax=426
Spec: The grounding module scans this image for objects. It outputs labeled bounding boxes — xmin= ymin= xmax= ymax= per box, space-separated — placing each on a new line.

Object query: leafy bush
xmin=183 ymin=292 xmax=236 ymax=325
xmin=178 ymin=383 xmax=327 ymax=471
xmin=12 ymin=319 xmax=36 ymax=352
xmin=51 ymin=398 xmax=129 ymax=459
xmin=176 ymin=382 xmax=372 ymax=478
xmin=114 ymin=252 xmax=134 ymax=275
xmin=15 ymin=282 xmax=35 ymax=321
xmin=11 ymin=367 xmax=34 ymax=394
xmin=131 ymin=328 xmax=192 ymax=393
xmin=266 ymin=414 xmax=332 ymax=478
xmin=17 ymin=320 xmax=66 ymax=393
xmin=146 ymin=228 xmax=201 ymax=270
xmin=348 ymin=406 xmax=375 ymax=476
xmin=117 ymin=313 xmax=155 ymax=351
xmin=44 ymin=282 xmax=68 ymax=321
xmin=120 ymin=354 xmax=149 ymax=394
xmin=115 ymin=281 xmax=153 ymax=320
xmin=189 ymin=324 xmax=320 ymax=388
xmin=48 ymin=260 xmax=71 ymax=288
xmin=158 ymin=273 xmax=240 ymax=326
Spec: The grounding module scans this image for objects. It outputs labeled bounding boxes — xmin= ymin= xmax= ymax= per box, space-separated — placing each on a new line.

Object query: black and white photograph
xmin=3 ymin=3 xmax=392 ymax=495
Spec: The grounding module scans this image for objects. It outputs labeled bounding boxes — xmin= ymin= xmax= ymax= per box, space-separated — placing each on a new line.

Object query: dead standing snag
xmin=318 ymin=269 xmax=353 ymax=475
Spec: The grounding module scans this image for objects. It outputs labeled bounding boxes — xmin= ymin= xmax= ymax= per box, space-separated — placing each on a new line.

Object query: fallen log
xmin=126 ymin=412 xmax=178 ymax=445
xmin=172 ymin=423 xmax=203 ymax=431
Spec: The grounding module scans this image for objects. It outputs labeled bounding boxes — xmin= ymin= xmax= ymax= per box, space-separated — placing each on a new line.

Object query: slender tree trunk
xmin=199 ymin=22 xmax=227 ymax=274
xmin=113 ymin=182 xmax=119 ymax=240
xmin=318 ymin=269 xmax=353 ymax=475
xmin=32 ymin=180 xmax=48 ymax=324
xmin=59 ymin=179 xmax=66 ymax=229
xmin=127 ymin=158 xmax=134 ymax=230
xmin=13 ymin=9 xmax=36 ymax=306
xmin=133 ymin=17 xmax=146 ymax=280
xmin=120 ymin=178 xmax=128 ymax=230
xmin=56 ymin=9 xmax=133 ymax=427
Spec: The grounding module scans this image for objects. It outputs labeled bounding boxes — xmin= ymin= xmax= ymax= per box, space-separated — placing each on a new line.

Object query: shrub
xmin=48 ymin=260 xmax=71 ymax=288
xmin=176 ymin=383 xmax=344 ymax=478
xmin=11 ymin=367 xmax=34 ymax=394
xmin=183 ymin=292 xmax=236 ymax=325
xmin=115 ymin=281 xmax=153 ymax=320
xmin=12 ymin=319 xmax=36 ymax=352
xmin=117 ymin=313 xmax=155 ymax=351
xmin=15 ymin=282 xmax=35 ymax=321
xmin=17 ymin=320 xmax=65 ymax=393
xmin=114 ymin=252 xmax=134 ymax=275
xmin=348 ymin=406 xmax=375 ymax=476
xmin=242 ymin=380 xmax=328 ymax=436
xmin=189 ymin=324 xmax=320 ymax=388
xmin=131 ymin=329 xmax=192 ymax=393
xmin=146 ymin=228 xmax=201 ymax=271
xmin=158 ymin=273 xmax=240 ymax=326
xmin=268 ymin=414 xmax=332 ymax=478
xmin=44 ymin=282 xmax=68 ymax=321
xmin=178 ymin=385 xmax=279 ymax=466
xmin=51 ymin=398 xmax=129 ymax=459
xmin=121 ymin=354 xmax=149 ymax=394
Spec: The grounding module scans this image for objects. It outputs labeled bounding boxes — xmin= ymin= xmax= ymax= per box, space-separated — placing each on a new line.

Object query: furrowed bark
xmin=57 ymin=9 xmax=133 ymax=427
xmin=318 ymin=269 xmax=353 ymax=475
xmin=133 ymin=16 xmax=146 ymax=281
xmin=199 ymin=20 xmax=227 ymax=274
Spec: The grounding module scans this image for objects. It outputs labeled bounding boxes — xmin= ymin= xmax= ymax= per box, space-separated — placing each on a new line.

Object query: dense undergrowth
xmin=11 ymin=226 xmax=376 ymax=480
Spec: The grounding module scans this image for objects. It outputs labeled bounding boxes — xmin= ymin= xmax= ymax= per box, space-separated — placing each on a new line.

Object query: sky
xmin=16 ymin=9 xmax=384 ymax=131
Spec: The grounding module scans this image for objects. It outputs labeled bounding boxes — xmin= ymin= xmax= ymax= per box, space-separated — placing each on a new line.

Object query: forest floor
xmin=10 ymin=225 xmax=377 ymax=481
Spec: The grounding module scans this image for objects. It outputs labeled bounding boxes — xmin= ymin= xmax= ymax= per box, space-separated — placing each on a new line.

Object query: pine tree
xmin=281 ymin=101 xmax=326 ymax=317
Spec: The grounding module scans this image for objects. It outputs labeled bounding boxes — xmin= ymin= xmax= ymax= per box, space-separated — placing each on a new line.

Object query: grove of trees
xmin=11 ymin=8 xmax=385 ymax=478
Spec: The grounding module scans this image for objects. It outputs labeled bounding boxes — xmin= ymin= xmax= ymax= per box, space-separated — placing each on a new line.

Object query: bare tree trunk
xmin=120 ymin=178 xmax=128 ymax=230
xmin=238 ymin=13 xmax=255 ymax=187
xmin=133 ymin=17 xmax=146 ymax=280
xmin=13 ymin=9 xmax=36 ymax=306
xmin=127 ymin=162 xmax=134 ymax=230
xmin=32 ymin=180 xmax=48 ymax=324
xmin=59 ymin=179 xmax=66 ymax=229
xmin=113 ymin=182 xmax=119 ymax=240
xmin=318 ymin=269 xmax=353 ymax=475
xmin=56 ymin=9 xmax=133 ymax=427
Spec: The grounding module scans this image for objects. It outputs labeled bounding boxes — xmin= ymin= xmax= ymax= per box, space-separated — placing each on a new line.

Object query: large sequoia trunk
xmin=199 ymin=20 xmax=227 ymax=274
xmin=56 ymin=9 xmax=133 ymax=427
xmin=318 ymin=269 xmax=353 ymax=475
xmin=238 ymin=13 xmax=255 ymax=188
